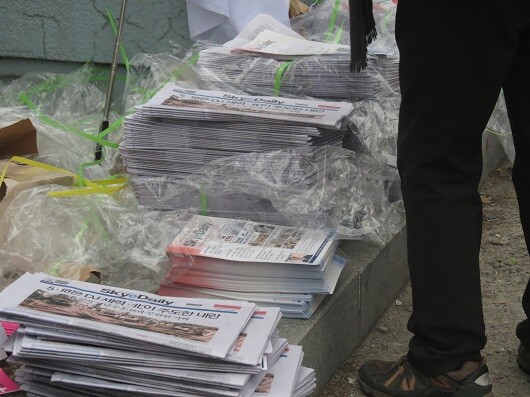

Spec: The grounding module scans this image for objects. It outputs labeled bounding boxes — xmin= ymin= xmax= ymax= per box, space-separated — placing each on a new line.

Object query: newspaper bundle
xmin=195 ymin=16 xmax=399 ymax=101
xmin=161 ymin=215 xmax=345 ymax=318
xmin=120 ymin=84 xmax=353 ymax=182
xmin=0 ymin=273 xmax=316 ymax=396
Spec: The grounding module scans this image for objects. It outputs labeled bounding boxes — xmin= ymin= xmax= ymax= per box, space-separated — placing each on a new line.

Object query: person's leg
xmin=503 ymin=25 xmax=530 ymax=349
xmin=396 ymin=0 xmax=522 ymax=376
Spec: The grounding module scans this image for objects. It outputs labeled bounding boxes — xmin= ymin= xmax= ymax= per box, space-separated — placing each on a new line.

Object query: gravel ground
xmin=322 ymin=161 xmax=530 ymax=396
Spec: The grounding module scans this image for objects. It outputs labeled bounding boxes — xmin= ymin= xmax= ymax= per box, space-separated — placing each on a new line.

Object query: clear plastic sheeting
xmin=0 ymin=66 xmax=121 ymax=178
xmin=132 ymin=146 xmax=403 ymax=244
xmin=123 ymin=53 xmax=200 ymax=112
xmin=290 ymin=0 xmax=398 ymax=54
xmin=346 ymin=97 xmax=400 ymax=167
xmin=486 ymin=93 xmax=514 ymax=163
xmin=0 ymin=185 xmax=186 ymax=292
xmin=195 ymin=46 xmax=399 ymax=100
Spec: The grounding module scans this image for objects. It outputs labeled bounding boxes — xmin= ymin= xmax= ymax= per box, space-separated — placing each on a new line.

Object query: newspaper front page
xmin=0 ymin=273 xmax=255 ymax=358
xmin=143 ymin=84 xmax=353 ymax=129
xmin=168 ymin=215 xmax=337 ymax=265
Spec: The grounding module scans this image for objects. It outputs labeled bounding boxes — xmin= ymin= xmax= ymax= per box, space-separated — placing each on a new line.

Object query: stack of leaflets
xmin=160 ymin=215 xmax=345 ymax=319
xmin=120 ymin=84 xmax=353 ymax=180
xmin=0 ymin=273 xmax=316 ymax=397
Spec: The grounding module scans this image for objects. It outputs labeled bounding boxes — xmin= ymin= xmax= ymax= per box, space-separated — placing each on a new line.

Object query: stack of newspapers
xmin=0 ymin=273 xmax=316 ymax=397
xmin=160 ymin=215 xmax=344 ymax=319
xmin=120 ymin=83 xmax=353 ymax=180
xmin=197 ymin=46 xmax=399 ymax=101
xmin=193 ymin=16 xmax=399 ymax=101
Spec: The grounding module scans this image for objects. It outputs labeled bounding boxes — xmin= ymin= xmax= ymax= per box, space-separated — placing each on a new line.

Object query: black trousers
xmin=396 ymin=0 xmax=530 ymax=375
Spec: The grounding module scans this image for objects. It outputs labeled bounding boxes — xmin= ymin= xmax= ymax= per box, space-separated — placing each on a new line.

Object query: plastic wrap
xmin=346 ymin=97 xmax=400 ymax=167
xmin=131 ymin=146 xmax=404 ymax=244
xmin=486 ymin=93 xmax=514 ymax=163
xmin=123 ymin=53 xmax=201 ymax=112
xmin=0 ymin=185 xmax=187 ymax=292
xmin=0 ymin=66 xmax=122 ymax=178
xmin=290 ymin=0 xmax=398 ymax=54
xmin=194 ymin=45 xmax=399 ymax=100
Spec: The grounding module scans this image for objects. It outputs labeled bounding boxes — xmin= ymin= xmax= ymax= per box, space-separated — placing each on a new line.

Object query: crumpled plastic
xmin=346 ymin=97 xmax=400 ymax=167
xmin=486 ymin=93 xmax=514 ymax=163
xmin=290 ymin=0 xmax=398 ymax=54
xmin=0 ymin=185 xmax=186 ymax=292
xmin=131 ymin=146 xmax=404 ymax=244
xmin=123 ymin=53 xmax=201 ymax=112
xmin=0 ymin=66 xmax=122 ymax=179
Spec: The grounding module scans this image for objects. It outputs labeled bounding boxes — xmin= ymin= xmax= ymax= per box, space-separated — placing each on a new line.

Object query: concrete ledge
xmin=278 ymin=133 xmax=506 ymax=395
xmin=278 ymin=227 xmax=408 ymax=394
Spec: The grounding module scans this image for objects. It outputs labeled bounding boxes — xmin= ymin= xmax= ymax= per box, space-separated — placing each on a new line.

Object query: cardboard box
xmin=290 ymin=0 xmax=309 ymax=17
xmin=0 ymin=118 xmax=38 ymax=157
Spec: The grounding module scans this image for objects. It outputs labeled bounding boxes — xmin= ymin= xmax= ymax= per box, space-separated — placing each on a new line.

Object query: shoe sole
xmin=358 ymin=380 xmax=391 ymax=397
xmin=359 ymin=379 xmax=495 ymax=397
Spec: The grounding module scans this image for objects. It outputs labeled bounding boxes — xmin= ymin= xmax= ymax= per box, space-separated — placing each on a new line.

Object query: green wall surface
xmin=0 ymin=0 xmax=193 ymax=78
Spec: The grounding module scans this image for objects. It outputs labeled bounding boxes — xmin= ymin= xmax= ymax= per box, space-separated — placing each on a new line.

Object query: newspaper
xmin=165 ymin=254 xmax=345 ymax=294
xmin=226 ymin=308 xmax=281 ymax=366
xmin=167 ymin=215 xmax=337 ymax=265
xmin=15 ymin=349 xmax=252 ymax=389
xmin=293 ymin=367 xmax=316 ymax=397
xmin=224 ymin=14 xmax=304 ymax=48
xmin=252 ymin=345 xmax=303 ymax=396
xmin=142 ymin=84 xmax=353 ymax=129
xmin=51 ymin=369 xmax=267 ymax=397
xmin=233 ymin=29 xmax=350 ymax=57
xmin=0 ymin=273 xmax=255 ymax=358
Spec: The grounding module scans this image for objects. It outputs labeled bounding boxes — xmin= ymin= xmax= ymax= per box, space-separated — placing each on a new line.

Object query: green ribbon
xmin=273 ymin=61 xmax=293 ymax=96
xmin=106 ymin=8 xmax=130 ymax=72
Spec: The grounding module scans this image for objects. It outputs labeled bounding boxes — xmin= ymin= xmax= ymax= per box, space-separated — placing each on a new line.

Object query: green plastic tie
xmin=333 ymin=21 xmax=345 ymax=43
xmin=19 ymin=88 xmax=119 ymax=149
xmin=77 ymin=160 xmax=103 ymax=188
xmin=324 ymin=0 xmax=342 ymax=42
xmin=74 ymin=220 xmax=91 ymax=244
xmin=87 ymin=206 xmax=111 ymax=242
xmin=273 ymin=61 xmax=293 ymax=96
xmin=106 ymin=8 xmax=130 ymax=72
xmin=199 ymin=185 xmax=208 ymax=216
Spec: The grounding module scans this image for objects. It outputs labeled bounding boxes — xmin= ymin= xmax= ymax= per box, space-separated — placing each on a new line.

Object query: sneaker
xmin=358 ymin=356 xmax=494 ymax=397
xmin=517 ymin=343 xmax=530 ymax=374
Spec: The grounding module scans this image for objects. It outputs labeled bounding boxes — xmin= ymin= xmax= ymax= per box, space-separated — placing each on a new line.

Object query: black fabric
xmin=396 ymin=0 xmax=530 ymax=376
xmin=349 ymin=0 xmax=377 ymax=72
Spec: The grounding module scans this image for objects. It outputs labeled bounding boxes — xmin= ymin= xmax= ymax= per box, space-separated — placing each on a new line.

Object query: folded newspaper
xmin=161 ymin=215 xmax=345 ymax=318
xmin=120 ymin=84 xmax=353 ymax=181
xmin=0 ymin=273 xmax=316 ymax=396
